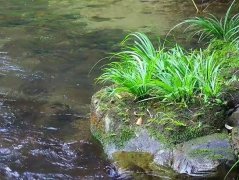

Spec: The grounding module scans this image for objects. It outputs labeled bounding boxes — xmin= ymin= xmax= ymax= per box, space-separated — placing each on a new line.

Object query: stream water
xmin=0 ymin=0 xmax=236 ymax=179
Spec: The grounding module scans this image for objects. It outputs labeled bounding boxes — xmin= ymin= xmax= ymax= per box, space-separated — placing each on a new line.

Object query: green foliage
xmin=97 ymin=32 xmax=223 ymax=104
xmin=183 ymin=0 xmax=239 ymax=43
xmin=196 ymin=52 xmax=223 ymax=102
xmin=153 ymin=46 xmax=198 ymax=102
xmin=97 ymin=32 xmax=159 ymax=99
xmin=153 ymin=46 xmax=223 ymax=102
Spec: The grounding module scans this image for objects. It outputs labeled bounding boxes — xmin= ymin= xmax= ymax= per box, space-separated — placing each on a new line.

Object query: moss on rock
xmin=90 ymin=87 xmax=236 ymax=177
xmin=91 ymin=87 xmax=228 ymax=148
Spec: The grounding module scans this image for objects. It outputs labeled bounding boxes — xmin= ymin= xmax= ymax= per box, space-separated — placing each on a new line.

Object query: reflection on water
xmin=0 ymin=96 xmax=109 ymax=179
xmin=0 ymin=0 xmax=235 ymax=179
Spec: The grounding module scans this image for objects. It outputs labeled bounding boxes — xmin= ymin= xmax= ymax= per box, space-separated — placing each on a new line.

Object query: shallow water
xmin=0 ymin=0 xmax=237 ymax=179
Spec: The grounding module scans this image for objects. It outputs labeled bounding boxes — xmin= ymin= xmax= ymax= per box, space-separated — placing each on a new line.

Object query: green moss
xmin=190 ymin=149 xmax=213 ymax=157
xmin=91 ymin=124 xmax=135 ymax=148
xmin=92 ymin=87 xmax=227 ymax=150
xmin=91 ymin=126 xmax=105 ymax=144
xmin=206 ymin=40 xmax=238 ymax=60
xmin=107 ymin=127 xmax=135 ymax=148
xmin=189 ymin=148 xmax=229 ymax=160
xmin=205 ymin=40 xmax=239 ymax=78
xmin=170 ymin=124 xmax=206 ymax=143
xmin=146 ymin=106 xmax=212 ymax=145
xmin=147 ymin=122 xmax=207 ymax=147
xmin=147 ymin=127 xmax=171 ymax=147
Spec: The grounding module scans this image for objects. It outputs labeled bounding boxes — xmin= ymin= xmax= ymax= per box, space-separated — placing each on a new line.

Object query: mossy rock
xmin=91 ymin=88 xmax=227 ymax=147
xmin=90 ymin=88 xmax=236 ymax=177
xmin=172 ymin=133 xmax=236 ymax=176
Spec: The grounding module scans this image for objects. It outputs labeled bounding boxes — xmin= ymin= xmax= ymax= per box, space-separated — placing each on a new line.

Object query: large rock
xmin=228 ymin=108 xmax=239 ymax=127
xmin=172 ymin=133 xmax=236 ymax=176
xmin=90 ymin=89 xmax=237 ymax=178
xmin=228 ymin=107 xmax=239 ymax=156
xmin=232 ymin=127 xmax=239 ymax=155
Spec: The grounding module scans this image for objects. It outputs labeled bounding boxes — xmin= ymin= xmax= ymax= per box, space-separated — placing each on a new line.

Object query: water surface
xmin=0 ymin=0 xmax=236 ymax=179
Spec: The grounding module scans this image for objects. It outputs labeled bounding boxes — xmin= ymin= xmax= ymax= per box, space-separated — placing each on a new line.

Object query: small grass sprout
xmin=196 ymin=51 xmax=223 ymax=101
xmin=183 ymin=0 xmax=239 ymax=43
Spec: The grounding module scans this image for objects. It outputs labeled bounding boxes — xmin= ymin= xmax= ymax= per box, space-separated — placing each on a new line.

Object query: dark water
xmin=0 ymin=0 xmax=236 ymax=179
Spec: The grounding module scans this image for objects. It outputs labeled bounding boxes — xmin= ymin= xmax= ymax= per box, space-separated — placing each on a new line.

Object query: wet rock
xmin=90 ymin=89 xmax=237 ymax=178
xmin=227 ymin=105 xmax=239 ymax=162
xmin=106 ymin=164 xmax=120 ymax=178
xmin=172 ymin=133 xmax=236 ymax=177
xmin=231 ymin=127 xmax=239 ymax=155
xmin=103 ymin=129 xmax=167 ymax=160
xmin=123 ymin=129 xmax=162 ymax=154
xmin=154 ymin=148 xmax=173 ymax=167
xmin=228 ymin=107 xmax=239 ymax=127
xmin=113 ymin=151 xmax=154 ymax=172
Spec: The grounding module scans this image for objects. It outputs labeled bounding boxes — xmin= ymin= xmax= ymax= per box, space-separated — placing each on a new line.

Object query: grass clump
xmin=97 ymin=33 xmax=159 ymax=99
xmin=154 ymin=46 xmax=223 ymax=102
xmin=182 ymin=0 xmax=239 ymax=43
xmin=97 ymin=32 xmax=223 ymax=104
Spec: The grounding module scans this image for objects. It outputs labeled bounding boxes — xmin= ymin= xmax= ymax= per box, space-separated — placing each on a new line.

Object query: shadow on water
xmin=0 ymin=0 xmax=237 ymax=179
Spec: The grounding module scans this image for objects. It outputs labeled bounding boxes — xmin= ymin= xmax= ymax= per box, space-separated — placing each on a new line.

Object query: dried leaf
xmin=136 ymin=117 xmax=143 ymax=125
